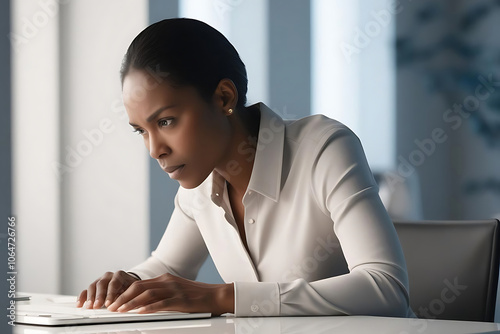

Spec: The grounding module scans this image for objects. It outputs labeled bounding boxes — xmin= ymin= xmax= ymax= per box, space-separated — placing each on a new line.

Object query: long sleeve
xmin=233 ymin=125 xmax=414 ymax=317
xmin=126 ymin=103 xmax=414 ymax=318
xmin=127 ymin=188 xmax=209 ymax=281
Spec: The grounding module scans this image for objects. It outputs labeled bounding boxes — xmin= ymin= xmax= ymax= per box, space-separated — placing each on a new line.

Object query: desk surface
xmin=13 ymin=293 xmax=500 ymax=334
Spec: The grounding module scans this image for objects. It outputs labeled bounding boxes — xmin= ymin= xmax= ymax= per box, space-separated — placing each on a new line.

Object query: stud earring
xmin=227 ymin=108 xmax=234 ymax=115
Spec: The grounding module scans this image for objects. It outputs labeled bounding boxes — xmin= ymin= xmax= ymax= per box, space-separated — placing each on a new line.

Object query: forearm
xmin=232 ymin=267 xmax=411 ymax=317
xmin=282 ymin=266 xmax=410 ymax=316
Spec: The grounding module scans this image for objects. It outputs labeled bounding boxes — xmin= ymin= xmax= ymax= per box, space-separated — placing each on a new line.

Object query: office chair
xmin=393 ymin=219 xmax=500 ymax=322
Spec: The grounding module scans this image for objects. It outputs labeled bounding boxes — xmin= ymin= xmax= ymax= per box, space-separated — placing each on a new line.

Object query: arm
xmin=108 ymin=187 xmax=235 ymax=314
xmin=127 ymin=188 xmax=209 ymax=280
xmin=79 ymin=187 xmax=233 ymax=312
xmin=233 ymin=126 xmax=412 ymax=317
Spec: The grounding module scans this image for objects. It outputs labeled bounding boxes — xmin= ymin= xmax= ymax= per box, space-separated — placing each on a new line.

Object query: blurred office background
xmin=2 ymin=0 xmax=499 ymax=314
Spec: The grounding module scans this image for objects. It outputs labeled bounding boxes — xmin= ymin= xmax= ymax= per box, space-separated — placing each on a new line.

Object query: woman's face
xmin=122 ymin=69 xmax=233 ymax=189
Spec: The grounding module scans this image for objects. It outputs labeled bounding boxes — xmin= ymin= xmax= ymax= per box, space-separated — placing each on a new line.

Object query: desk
xmin=13 ymin=293 xmax=500 ymax=334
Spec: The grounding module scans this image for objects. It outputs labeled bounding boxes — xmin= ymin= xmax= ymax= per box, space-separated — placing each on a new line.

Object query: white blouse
xmin=129 ymin=102 xmax=415 ymax=318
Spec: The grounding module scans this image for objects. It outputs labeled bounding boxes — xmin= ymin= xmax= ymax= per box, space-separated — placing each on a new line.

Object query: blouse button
xmin=248 ymin=218 xmax=255 ymax=224
xmin=251 ymin=304 xmax=260 ymax=312
xmin=248 ymin=190 xmax=253 ymax=195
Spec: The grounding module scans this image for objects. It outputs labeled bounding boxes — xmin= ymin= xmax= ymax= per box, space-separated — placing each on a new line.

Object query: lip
xmin=163 ymin=164 xmax=184 ymax=173
xmin=164 ymin=164 xmax=185 ymax=179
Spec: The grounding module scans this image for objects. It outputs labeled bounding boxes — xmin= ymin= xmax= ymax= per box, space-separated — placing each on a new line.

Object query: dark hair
xmin=120 ymin=18 xmax=248 ymax=109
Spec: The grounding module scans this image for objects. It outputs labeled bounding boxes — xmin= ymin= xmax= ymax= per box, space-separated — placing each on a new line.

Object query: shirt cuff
xmin=234 ymin=281 xmax=280 ymax=316
xmin=126 ymin=272 xmax=141 ymax=280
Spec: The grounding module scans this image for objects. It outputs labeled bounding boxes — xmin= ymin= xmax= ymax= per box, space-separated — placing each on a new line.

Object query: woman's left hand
xmin=106 ymin=273 xmax=234 ymax=316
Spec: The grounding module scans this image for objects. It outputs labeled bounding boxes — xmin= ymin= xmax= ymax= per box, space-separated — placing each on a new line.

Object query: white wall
xmin=311 ymin=0 xmax=359 ymax=130
xmin=229 ymin=0 xmax=269 ymax=106
xmin=13 ymin=0 xmax=149 ymax=295
xmin=12 ymin=0 xmax=61 ymax=293
xmin=59 ymin=0 xmax=149 ymax=295
xmin=311 ymin=0 xmax=396 ymax=171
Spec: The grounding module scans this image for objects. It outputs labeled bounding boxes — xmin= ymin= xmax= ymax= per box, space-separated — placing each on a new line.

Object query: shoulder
xmin=284 ymin=114 xmax=361 ymax=153
xmin=291 ymin=117 xmax=376 ymax=215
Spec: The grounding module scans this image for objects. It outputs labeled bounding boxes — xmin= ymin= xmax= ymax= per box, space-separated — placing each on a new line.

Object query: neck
xmin=214 ymin=105 xmax=260 ymax=197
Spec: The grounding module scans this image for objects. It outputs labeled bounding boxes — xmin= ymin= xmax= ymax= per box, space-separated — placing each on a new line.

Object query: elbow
xmin=364 ymin=269 xmax=412 ymax=318
xmin=380 ymin=284 xmax=412 ymax=318
xmin=378 ymin=293 xmax=410 ymax=318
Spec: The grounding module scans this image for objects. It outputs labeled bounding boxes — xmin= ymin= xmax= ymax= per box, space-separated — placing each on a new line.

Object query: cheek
xmin=187 ymin=115 xmax=231 ymax=161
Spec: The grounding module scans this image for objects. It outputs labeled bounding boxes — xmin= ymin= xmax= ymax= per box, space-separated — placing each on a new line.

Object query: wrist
xmin=214 ymin=283 xmax=234 ymax=315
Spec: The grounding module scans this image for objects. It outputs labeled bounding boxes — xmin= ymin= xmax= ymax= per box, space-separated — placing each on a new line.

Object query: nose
xmin=148 ymin=132 xmax=170 ymax=159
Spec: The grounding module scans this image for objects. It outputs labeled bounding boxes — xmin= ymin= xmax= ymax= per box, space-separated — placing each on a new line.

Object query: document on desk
xmin=16 ymin=297 xmax=211 ymax=326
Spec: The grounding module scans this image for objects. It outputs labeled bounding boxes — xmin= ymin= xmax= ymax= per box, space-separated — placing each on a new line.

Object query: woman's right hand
xmin=76 ymin=270 xmax=140 ymax=309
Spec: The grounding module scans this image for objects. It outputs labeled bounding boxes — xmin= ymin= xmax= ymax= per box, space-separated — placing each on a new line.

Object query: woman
xmin=77 ymin=18 xmax=414 ymax=318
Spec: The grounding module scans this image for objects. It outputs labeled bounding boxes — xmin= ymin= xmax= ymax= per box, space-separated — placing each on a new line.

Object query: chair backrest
xmin=393 ymin=219 xmax=499 ymax=322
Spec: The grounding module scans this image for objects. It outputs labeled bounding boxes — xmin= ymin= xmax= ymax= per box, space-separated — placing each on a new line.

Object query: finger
xmin=108 ymin=280 xmax=164 ymax=312
xmin=137 ymin=298 xmax=172 ymax=314
xmin=76 ymin=290 xmax=87 ymax=308
xmin=85 ymin=281 xmax=98 ymax=309
xmin=107 ymin=281 xmax=143 ymax=312
xmin=117 ymin=289 xmax=165 ymax=313
xmin=93 ymin=272 xmax=113 ymax=309
xmin=105 ymin=272 xmax=131 ymax=307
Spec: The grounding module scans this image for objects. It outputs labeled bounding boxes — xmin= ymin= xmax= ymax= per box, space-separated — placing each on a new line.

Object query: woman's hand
xmin=77 ymin=270 xmax=140 ymax=309
xmin=106 ymin=273 xmax=235 ymax=316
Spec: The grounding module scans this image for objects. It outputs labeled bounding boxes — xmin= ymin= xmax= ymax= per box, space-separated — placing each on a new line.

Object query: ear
xmin=212 ymin=78 xmax=238 ymax=112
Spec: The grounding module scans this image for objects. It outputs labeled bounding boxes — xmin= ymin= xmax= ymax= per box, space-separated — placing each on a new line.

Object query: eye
xmin=159 ymin=118 xmax=174 ymax=127
xmin=132 ymin=128 xmax=145 ymax=135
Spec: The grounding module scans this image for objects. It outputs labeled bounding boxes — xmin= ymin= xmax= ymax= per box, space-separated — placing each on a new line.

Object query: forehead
xmin=123 ymin=69 xmax=167 ymax=100
xmin=122 ymin=70 xmax=189 ymax=110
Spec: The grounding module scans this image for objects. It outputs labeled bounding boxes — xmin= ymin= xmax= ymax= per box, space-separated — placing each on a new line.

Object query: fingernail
xmin=86 ymin=300 xmax=92 ymax=309
xmin=117 ymin=305 xmax=126 ymax=312
xmin=107 ymin=302 xmax=116 ymax=311
xmin=105 ymin=300 xmax=110 ymax=307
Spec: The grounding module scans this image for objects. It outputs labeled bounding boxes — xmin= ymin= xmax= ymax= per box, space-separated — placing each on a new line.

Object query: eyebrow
xmin=129 ymin=105 xmax=176 ymax=127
